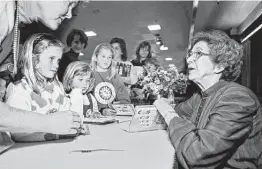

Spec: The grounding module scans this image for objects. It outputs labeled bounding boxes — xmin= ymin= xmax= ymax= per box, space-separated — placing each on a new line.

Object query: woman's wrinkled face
xmin=71 ymin=73 xmax=93 ymax=94
xmin=186 ymin=41 xmax=215 ymax=82
xmin=35 ymin=46 xmax=63 ymax=79
xmin=139 ymin=46 xmax=149 ymax=61
xmin=96 ymin=48 xmax=113 ymax=70
xmin=71 ymin=35 xmax=85 ymax=53
xmin=37 ymin=1 xmax=77 ymax=30
xmin=111 ymin=43 xmax=122 ymax=61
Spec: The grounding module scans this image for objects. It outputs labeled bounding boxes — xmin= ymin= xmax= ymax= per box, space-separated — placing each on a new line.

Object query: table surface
xmin=0 ymin=116 xmax=175 ymax=169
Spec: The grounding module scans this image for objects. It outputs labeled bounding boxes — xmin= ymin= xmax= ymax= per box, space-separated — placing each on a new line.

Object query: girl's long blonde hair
xmin=18 ymin=33 xmax=64 ymax=93
xmin=90 ymin=43 xmax=116 ymax=80
xmin=63 ymin=61 xmax=94 ymax=94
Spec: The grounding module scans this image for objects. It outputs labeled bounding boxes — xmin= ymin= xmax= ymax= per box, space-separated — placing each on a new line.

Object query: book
xmin=83 ymin=116 xmax=116 ymax=124
xmin=112 ymin=104 xmax=135 ymax=116
xmin=128 ymin=105 xmax=167 ymax=132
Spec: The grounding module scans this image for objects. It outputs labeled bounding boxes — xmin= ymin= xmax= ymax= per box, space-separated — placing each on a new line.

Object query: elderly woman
xmin=154 ymin=30 xmax=262 ymax=169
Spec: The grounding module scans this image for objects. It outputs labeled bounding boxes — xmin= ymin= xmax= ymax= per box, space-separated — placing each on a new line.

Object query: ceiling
xmin=60 ymin=1 xmax=261 ymax=71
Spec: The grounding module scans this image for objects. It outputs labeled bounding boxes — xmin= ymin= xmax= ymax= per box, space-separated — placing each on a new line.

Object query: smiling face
xmin=139 ymin=46 xmax=149 ymax=61
xmin=111 ymin=43 xmax=122 ymax=61
xmin=145 ymin=63 xmax=157 ymax=72
xmin=96 ymin=48 xmax=113 ymax=71
xmin=186 ymin=41 xmax=216 ymax=83
xmin=71 ymin=73 xmax=92 ymax=94
xmin=37 ymin=1 xmax=77 ymax=30
xmin=71 ymin=35 xmax=85 ymax=53
xmin=35 ymin=46 xmax=63 ymax=79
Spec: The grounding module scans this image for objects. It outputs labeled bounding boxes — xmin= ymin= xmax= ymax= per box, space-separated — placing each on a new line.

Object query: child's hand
xmin=91 ymin=111 xmax=102 ymax=118
xmin=102 ymin=108 xmax=117 ymax=116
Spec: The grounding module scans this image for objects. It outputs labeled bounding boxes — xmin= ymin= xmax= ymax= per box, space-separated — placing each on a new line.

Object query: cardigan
xmin=170 ymin=80 xmax=262 ymax=169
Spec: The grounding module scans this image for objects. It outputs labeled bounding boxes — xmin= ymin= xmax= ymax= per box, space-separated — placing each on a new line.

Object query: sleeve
xmin=174 ymin=94 xmax=196 ymax=120
xmin=168 ymin=87 xmax=257 ymax=169
xmin=90 ymin=94 xmax=99 ymax=113
xmin=113 ymin=74 xmax=131 ymax=104
xmin=6 ymin=84 xmax=58 ymax=142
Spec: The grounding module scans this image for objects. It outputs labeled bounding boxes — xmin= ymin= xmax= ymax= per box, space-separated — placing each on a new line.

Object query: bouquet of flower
xmin=137 ymin=65 xmax=189 ymax=100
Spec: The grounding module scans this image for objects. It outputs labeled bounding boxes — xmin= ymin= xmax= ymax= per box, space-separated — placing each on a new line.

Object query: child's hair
xmin=135 ymin=41 xmax=152 ymax=61
xmin=66 ymin=29 xmax=88 ymax=48
xmin=63 ymin=61 xmax=94 ymax=93
xmin=109 ymin=37 xmax=127 ymax=61
xmin=144 ymin=57 xmax=160 ymax=68
xmin=18 ymin=33 xmax=64 ymax=92
xmin=90 ymin=43 xmax=116 ymax=80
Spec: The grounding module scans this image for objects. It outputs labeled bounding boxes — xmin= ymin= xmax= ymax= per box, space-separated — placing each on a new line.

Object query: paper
xmin=112 ymin=104 xmax=135 ymax=116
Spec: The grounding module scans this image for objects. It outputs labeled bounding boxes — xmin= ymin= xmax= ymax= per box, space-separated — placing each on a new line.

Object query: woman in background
xmin=58 ymin=29 xmax=88 ymax=81
xmin=131 ymin=41 xmax=152 ymax=66
xmin=110 ymin=37 xmax=137 ymax=86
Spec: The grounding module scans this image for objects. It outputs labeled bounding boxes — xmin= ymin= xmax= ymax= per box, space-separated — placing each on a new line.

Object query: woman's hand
xmin=154 ymin=98 xmax=179 ymax=125
xmin=102 ymin=108 xmax=117 ymax=116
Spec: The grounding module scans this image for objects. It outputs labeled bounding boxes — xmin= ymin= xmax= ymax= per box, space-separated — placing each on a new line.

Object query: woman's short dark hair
xmin=66 ymin=29 xmax=88 ymax=48
xmin=191 ymin=30 xmax=243 ymax=82
xmin=135 ymin=41 xmax=152 ymax=61
xmin=110 ymin=37 xmax=128 ymax=61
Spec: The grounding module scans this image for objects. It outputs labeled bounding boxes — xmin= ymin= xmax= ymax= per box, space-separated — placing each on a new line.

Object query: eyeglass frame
xmin=186 ymin=50 xmax=211 ymax=62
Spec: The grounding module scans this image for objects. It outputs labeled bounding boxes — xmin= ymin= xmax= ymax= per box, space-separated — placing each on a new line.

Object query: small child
xmin=63 ymin=61 xmax=100 ymax=118
xmin=90 ymin=43 xmax=131 ymax=116
xmin=6 ymin=34 xmax=72 ymax=142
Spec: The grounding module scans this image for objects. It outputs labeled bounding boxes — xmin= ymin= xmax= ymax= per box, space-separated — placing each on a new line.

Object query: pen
xmin=70 ymin=149 xmax=125 ymax=153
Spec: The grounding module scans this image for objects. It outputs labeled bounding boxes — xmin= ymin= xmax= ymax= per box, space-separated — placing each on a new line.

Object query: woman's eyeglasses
xmin=187 ymin=51 xmax=210 ymax=61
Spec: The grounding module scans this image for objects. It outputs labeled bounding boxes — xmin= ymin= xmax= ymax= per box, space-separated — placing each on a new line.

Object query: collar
xmin=200 ymin=80 xmax=229 ymax=97
xmin=67 ymin=48 xmax=80 ymax=57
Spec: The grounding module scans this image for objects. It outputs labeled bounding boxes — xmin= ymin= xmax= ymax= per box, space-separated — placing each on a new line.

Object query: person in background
xmin=6 ymin=34 xmax=87 ymax=142
xmin=90 ymin=43 xmax=130 ymax=116
xmin=154 ymin=30 xmax=262 ymax=168
xmin=58 ymin=29 xmax=88 ymax=81
xmin=0 ymin=0 xmax=85 ymax=152
xmin=131 ymin=57 xmax=161 ymax=104
xmin=131 ymin=41 xmax=152 ymax=66
xmin=144 ymin=57 xmax=160 ymax=73
xmin=63 ymin=61 xmax=101 ymax=118
xmin=110 ymin=37 xmax=138 ymax=86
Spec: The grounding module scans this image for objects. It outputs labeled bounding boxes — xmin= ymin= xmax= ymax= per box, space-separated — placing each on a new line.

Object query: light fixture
xmin=165 ymin=58 xmax=172 ymax=61
xmin=156 ymin=41 xmax=161 ymax=45
xmin=160 ymin=45 xmax=168 ymax=51
xmin=148 ymin=24 xmax=161 ymax=31
xmin=241 ymin=23 xmax=262 ymax=43
xmin=84 ymin=31 xmax=97 ymax=37
xmin=79 ymin=53 xmax=84 ymax=56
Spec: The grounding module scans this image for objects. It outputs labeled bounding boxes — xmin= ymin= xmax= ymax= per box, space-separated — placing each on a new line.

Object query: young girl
xmin=63 ymin=61 xmax=100 ymax=118
xmin=90 ymin=43 xmax=131 ymax=116
xmin=5 ymin=33 xmax=85 ymax=142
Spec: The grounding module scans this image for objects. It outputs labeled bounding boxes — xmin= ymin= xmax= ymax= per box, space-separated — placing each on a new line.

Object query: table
xmin=0 ymin=117 xmax=175 ymax=169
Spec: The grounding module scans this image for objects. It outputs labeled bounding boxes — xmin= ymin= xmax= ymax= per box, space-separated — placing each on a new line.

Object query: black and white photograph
xmin=0 ymin=0 xmax=262 ymax=169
